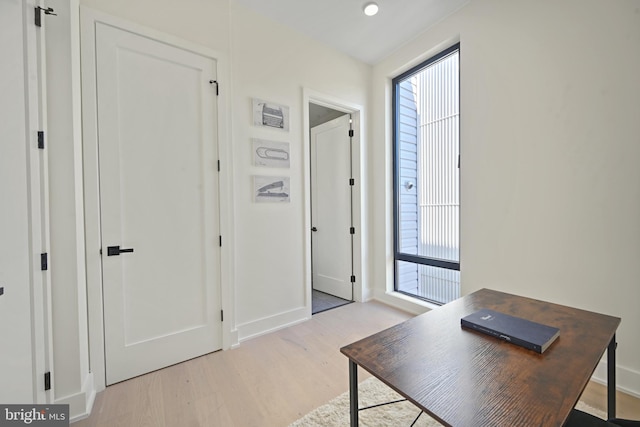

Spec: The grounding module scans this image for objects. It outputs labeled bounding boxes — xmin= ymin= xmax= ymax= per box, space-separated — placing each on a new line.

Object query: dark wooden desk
xmin=341 ymin=289 xmax=620 ymax=426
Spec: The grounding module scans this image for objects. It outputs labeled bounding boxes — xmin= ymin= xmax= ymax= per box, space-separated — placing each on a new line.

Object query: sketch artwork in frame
xmin=253 ymin=138 xmax=290 ymax=168
xmin=253 ymin=98 xmax=290 ymax=131
xmin=253 ymin=176 xmax=290 ymax=203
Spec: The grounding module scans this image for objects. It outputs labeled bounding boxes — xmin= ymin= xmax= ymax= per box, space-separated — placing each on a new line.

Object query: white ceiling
xmin=233 ymin=0 xmax=469 ymax=64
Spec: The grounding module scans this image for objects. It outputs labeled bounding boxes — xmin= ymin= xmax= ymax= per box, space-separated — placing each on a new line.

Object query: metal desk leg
xmin=349 ymin=360 xmax=358 ymax=427
xmin=607 ymin=335 xmax=616 ymax=420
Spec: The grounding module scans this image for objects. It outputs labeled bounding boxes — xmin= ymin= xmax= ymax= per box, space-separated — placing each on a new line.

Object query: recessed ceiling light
xmin=363 ymin=2 xmax=379 ymax=16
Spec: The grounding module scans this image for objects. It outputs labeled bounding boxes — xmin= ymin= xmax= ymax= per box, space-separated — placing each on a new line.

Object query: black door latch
xmin=107 ymin=246 xmax=135 ymax=256
xmin=35 ymin=7 xmax=57 ymax=27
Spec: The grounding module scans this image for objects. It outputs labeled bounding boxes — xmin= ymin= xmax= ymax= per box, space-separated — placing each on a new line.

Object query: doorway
xmin=309 ymin=103 xmax=353 ymax=314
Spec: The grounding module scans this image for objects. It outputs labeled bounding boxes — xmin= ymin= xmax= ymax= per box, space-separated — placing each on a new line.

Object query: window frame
xmin=392 ymin=43 xmax=461 ymax=302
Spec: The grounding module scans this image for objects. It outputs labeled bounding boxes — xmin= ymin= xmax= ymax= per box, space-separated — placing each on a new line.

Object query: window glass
xmin=393 ymin=44 xmax=460 ymax=305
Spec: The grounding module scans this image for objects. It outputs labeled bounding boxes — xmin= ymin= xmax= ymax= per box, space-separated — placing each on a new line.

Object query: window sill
xmin=374 ymin=290 xmax=440 ymax=315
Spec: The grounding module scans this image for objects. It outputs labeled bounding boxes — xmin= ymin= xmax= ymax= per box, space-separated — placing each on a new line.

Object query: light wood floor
xmin=73 ymin=301 xmax=639 ymax=426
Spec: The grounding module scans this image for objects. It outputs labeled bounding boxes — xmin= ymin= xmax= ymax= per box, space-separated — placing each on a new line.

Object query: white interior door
xmin=0 ymin=0 xmax=37 ymax=402
xmin=95 ymin=23 xmax=222 ymax=385
xmin=311 ymin=114 xmax=353 ymax=301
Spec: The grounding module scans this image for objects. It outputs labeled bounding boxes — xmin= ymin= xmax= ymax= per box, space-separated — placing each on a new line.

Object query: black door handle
xmin=107 ymin=246 xmax=135 ymax=256
xmin=311 ymin=227 xmax=318 ymax=232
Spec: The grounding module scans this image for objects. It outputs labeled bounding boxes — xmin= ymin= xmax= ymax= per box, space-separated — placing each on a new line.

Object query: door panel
xmin=96 ymin=23 xmax=221 ymax=385
xmin=0 ymin=0 xmax=36 ymax=402
xmin=311 ymin=114 xmax=352 ymax=301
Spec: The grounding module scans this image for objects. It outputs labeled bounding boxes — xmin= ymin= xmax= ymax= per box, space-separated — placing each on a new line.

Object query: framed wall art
xmin=252 ymin=138 xmax=290 ymax=168
xmin=253 ymin=175 xmax=290 ymax=203
xmin=252 ymin=98 xmax=290 ymax=131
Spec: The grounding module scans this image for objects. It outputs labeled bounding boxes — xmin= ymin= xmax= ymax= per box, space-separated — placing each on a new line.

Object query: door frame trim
xmin=303 ymin=89 xmax=366 ymax=316
xmin=80 ymin=7 xmax=236 ymax=393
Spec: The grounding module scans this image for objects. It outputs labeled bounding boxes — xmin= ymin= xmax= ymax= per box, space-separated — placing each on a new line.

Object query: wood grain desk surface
xmin=341 ymin=288 xmax=620 ymax=427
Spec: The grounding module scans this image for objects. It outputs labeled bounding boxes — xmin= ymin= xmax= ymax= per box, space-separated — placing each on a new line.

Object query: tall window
xmin=393 ymin=44 xmax=460 ymax=305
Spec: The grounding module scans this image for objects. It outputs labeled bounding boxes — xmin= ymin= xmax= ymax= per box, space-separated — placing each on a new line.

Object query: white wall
xmin=371 ymin=0 xmax=640 ymax=396
xmin=46 ymin=0 xmax=93 ymax=415
xmin=229 ymin=3 xmax=371 ymax=340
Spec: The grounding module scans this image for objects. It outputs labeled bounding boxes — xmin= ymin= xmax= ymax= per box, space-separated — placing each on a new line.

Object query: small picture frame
xmin=253 ymin=176 xmax=290 ymax=203
xmin=253 ymin=98 xmax=290 ymax=131
xmin=252 ymin=139 xmax=290 ymax=168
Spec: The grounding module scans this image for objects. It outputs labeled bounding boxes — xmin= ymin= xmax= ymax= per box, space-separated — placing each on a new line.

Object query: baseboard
xmin=237 ymin=307 xmax=308 ymax=342
xmin=592 ymin=359 xmax=640 ymax=399
xmin=56 ymin=372 xmax=95 ymax=423
xmin=228 ymin=329 xmax=240 ymax=349
xmin=360 ymin=283 xmax=373 ymax=303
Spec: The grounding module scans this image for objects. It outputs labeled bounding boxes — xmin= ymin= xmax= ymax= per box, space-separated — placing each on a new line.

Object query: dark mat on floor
xmin=312 ymin=289 xmax=352 ymax=314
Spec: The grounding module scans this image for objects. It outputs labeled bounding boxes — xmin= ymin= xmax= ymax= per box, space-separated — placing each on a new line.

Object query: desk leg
xmin=349 ymin=360 xmax=358 ymax=427
xmin=607 ymin=335 xmax=616 ymax=420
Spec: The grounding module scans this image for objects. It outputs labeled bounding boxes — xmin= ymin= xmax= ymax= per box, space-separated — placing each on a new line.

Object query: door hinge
xmin=348 ymin=129 xmax=354 ymax=138
xmin=40 ymin=253 xmax=48 ymax=271
xmin=44 ymin=372 xmax=51 ymax=391
xmin=0 ymin=287 xmax=4 ymax=296
xmin=209 ymin=80 xmax=219 ymax=96
xmin=35 ymin=6 xmax=56 ymax=27
xmin=217 ymin=160 xmax=220 ymax=172
xmin=219 ymin=235 xmax=222 ymax=247
xmin=350 ymin=275 xmax=356 ymax=283
xmin=221 ymin=310 xmax=224 ymax=322
xmin=349 ymin=178 xmax=355 ymax=186
xmin=458 ymin=154 xmax=460 ymax=168
xmin=37 ymin=131 xmax=45 ymax=149
xmin=350 ymin=227 xmax=355 ymax=235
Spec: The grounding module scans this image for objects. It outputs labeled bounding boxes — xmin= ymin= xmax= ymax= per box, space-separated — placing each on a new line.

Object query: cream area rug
xmin=290 ymin=377 xmax=607 ymax=426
